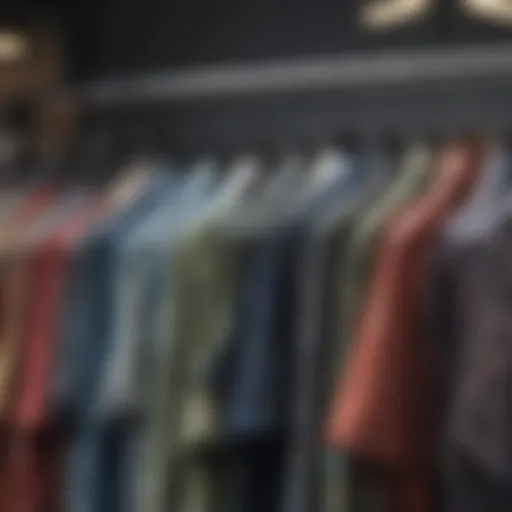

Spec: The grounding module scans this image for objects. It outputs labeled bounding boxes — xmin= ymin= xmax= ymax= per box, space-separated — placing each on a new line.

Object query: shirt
xmin=427 ymin=195 xmax=512 ymax=483
xmin=143 ymin=163 xmax=260 ymax=512
xmin=0 ymin=188 xmax=56 ymax=500
xmin=97 ymin=168 xmax=215 ymax=512
xmin=0 ymin=188 xmax=58 ymax=418
xmin=219 ymin=157 xmax=370 ymax=512
xmin=321 ymin=146 xmax=433 ymax=512
xmin=97 ymin=167 xmax=215 ymax=418
xmin=326 ymin=139 xmax=486 ymax=512
xmin=64 ymin=172 xmax=179 ymax=512
xmin=283 ymin=154 xmax=385 ymax=512
xmin=7 ymin=196 xmax=104 ymax=512
xmin=0 ymin=188 xmax=65 ymax=510
xmin=423 ymin=152 xmax=512 ymax=512
xmin=145 ymin=220 xmax=241 ymax=512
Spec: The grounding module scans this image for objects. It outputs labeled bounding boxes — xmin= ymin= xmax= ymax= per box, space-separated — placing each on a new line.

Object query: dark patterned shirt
xmin=428 ymin=217 xmax=512 ymax=483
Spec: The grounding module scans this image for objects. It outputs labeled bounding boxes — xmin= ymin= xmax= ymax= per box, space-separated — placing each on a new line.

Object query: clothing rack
xmin=80 ymin=44 xmax=512 ymax=105
xmin=77 ymin=44 xmax=512 ymax=154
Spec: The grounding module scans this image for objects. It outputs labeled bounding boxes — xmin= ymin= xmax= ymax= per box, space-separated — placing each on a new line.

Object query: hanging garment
xmin=0 ymin=187 xmax=71 ymax=511
xmin=319 ymin=146 xmax=433 ymax=512
xmin=213 ymin=154 xmax=370 ymax=512
xmin=165 ymin=231 xmax=245 ymax=512
xmin=6 ymin=194 xmax=105 ymax=512
xmin=425 ymin=152 xmax=512 ymax=511
xmin=0 ymin=188 xmax=60 ymax=418
xmin=144 ymin=174 xmax=261 ymax=512
xmin=326 ymin=138 xmax=485 ymax=512
xmin=46 ymin=173 xmax=155 ymax=422
xmin=138 ymin=156 xmax=263 ymax=512
xmin=97 ymin=166 xmax=216 ymax=417
xmin=63 ymin=171 xmax=181 ymax=512
xmin=281 ymin=149 xmax=389 ymax=512
xmin=94 ymin=165 xmax=217 ymax=512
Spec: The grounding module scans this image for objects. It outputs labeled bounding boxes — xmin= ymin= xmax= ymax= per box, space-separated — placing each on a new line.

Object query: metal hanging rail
xmin=80 ymin=44 xmax=512 ymax=106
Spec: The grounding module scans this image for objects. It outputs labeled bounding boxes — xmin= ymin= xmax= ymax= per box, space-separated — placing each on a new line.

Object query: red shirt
xmin=326 ymin=140 xmax=486 ymax=512
xmin=7 ymin=196 xmax=102 ymax=512
xmin=0 ymin=188 xmax=59 ymax=511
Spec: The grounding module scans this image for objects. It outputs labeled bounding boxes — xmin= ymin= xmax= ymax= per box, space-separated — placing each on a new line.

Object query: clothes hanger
xmin=366 ymin=134 xmax=435 ymax=212
xmin=297 ymin=136 xmax=356 ymax=205
xmin=241 ymin=136 xmax=279 ymax=199
xmin=96 ymin=121 xmax=163 ymax=210
xmin=212 ymin=154 xmax=262 ymax=209
xmin=213 ymin=154 xmax=304 ymax=239
xmin=200 ymin=135 xmax=298 ymax=238
xmin=255 ymin=133 xmax=315 ymax=207
xmin=314 ymin=135 xmax=392 ymax=235
xmin=227 ymin=133 xmax=305 ymax=211
xmin=260 ymin=152 xmax=307 ymax=205
xmin=217 ymin=136 xmax=359 ymax=239
xmin=174 ymin=151 xmax=262 ymax=238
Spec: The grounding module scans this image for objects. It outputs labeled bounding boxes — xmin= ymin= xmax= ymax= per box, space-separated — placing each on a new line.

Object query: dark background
xmin=4 ymin=0 xmax=512 ymax=83
xmin=2 ymin=0 xmax=511 ymax=156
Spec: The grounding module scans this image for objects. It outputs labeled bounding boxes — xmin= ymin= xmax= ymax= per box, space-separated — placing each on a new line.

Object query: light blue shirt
xmin=97 ymin=165 xmax=217 ymax=418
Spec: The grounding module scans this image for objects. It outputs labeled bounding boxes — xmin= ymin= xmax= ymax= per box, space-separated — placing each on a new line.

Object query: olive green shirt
xmin=140 ymin=216 xmax=241 ymax=512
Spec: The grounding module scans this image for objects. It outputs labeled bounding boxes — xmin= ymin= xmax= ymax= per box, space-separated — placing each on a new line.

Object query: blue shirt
xmin=218 ymin=156 xmax=367 ymax=512
xmin=64 ymin=171 xmax=183 ymax=512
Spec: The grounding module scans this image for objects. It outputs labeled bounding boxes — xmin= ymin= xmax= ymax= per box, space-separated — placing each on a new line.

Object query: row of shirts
xmin=325 ymin=142 xmax=512 ymax=512
xmin=0 ymin=136 xmax=504 ymax=512
xmin=0 ymin=150 xmax=368 ymax=512
xmin=0 ymin=165 xmax=222 ymax=512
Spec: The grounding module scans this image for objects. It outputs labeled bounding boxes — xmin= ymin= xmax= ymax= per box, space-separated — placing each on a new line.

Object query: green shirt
xmin=141 ymin=216 xmax=241 ymax=512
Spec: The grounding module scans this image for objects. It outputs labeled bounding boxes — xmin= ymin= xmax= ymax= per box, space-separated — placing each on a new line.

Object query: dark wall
xmin=96 ymin=0 xmax=360 ymax=72
xmin=69 ymin=0 xmax=447 ymax=81
xmin=76 ymin=0 xmax=439 ymax=79
xmin=8 ymin=0 xmax=512 ymax=83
